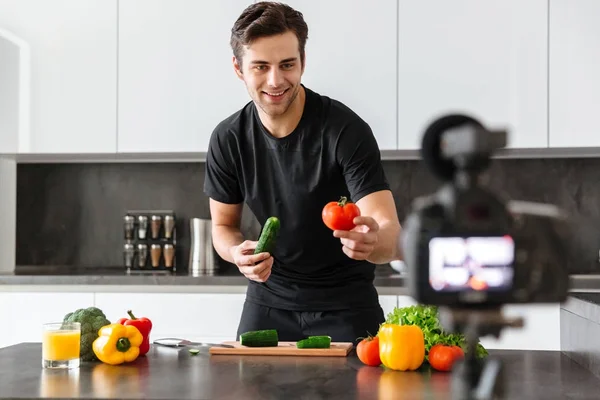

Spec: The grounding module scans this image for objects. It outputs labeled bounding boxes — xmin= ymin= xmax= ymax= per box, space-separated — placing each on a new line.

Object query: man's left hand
xmin=333 ymin=216 xmax=379 ymax=261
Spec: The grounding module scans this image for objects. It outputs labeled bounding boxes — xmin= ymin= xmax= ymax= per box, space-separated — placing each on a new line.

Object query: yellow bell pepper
xmin=92 ymin=323 xmax=143 ymax=365
xmin=378 ymin=323 xmax=425 ymax=371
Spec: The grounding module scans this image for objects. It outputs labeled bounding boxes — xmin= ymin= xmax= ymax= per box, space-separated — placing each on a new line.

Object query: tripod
xmin=438 ymin=307 xmax=524 ymax=400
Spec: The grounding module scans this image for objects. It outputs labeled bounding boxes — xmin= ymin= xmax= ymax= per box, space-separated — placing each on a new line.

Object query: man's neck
xmin=258 ymin=86 xmax=306 ymax=139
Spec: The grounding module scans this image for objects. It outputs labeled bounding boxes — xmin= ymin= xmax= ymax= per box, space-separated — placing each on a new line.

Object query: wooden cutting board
xmin=209 ymin=341 xmax=354 ymax=357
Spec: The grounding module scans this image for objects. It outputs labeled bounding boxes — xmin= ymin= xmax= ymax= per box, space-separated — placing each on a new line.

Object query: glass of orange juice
xmin=42 ymin=322 xmax=81 ymax=369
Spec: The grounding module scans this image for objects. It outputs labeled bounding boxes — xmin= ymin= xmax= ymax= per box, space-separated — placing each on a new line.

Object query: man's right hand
xmin=229 ymin=240 xmax=273 ymax=282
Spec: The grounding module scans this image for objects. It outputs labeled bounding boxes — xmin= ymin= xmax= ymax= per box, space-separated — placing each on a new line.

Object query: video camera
xmin=400 ymin=114 xmax=572 ymax=399
xmin=402 ymin=113 xmax=570 ymax=307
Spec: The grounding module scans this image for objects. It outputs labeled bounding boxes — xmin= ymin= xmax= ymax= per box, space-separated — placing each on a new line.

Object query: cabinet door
xmin=378 ymin=295 xmax=397 ymax=320
xmin=0 ymin=0 xmax=117 ymax=154
xmin=94 ymin=293 xmax=247 ymax=342
xmin=549 ymin=0 xmax=600 ymax=147
xmin=397 ymin=0 xmax=548 ymax=150
xmin=280 ymin=0 xmax=397 ymax=150
xmin=479 ymin=304 xmax=560 ymax=350
xmin=117 ymin=0 xmax=252 ymax=153
xmin=0 ymin=29 xmax=28 ymax=154
xmin=0 ymin=292 xmax=95 ymax=348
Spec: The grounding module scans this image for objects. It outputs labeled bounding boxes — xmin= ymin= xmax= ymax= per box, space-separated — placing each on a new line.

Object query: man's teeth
xmin=267 ymin=91 xmax=284 ymax=96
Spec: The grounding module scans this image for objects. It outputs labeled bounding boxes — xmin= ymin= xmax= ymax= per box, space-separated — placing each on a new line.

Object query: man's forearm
xmin=367 ymin=221 xmax=403 ymax=265
xmin=212 ymin=224 xmax=245 ymax=264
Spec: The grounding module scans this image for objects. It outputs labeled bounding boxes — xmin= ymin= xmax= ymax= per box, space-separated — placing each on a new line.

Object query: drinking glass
xmin=42 ymin=322 xmax=81 ymax=369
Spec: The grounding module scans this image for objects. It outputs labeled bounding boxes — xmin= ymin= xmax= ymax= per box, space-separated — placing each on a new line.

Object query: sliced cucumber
xmin=189 ymin=348 xmax=200 ymax=355
xmin=296 ymin=336 xmax=332 ymax=349
xmin=240 ymin=329 xmax=279 ymax=347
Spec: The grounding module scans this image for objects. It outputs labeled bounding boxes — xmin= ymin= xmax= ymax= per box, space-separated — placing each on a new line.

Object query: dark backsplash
xmin=15 ymin=158 xmax=600 ymax=273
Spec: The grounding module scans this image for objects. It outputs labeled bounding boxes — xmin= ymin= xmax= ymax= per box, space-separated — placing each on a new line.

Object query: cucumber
xmin=254 ymin=216 xmax=280 ymax=255
xmin=240 ymin=329 xmax=279 ymax=347
xmin=296 ymin=336 xmax=332 ymax=349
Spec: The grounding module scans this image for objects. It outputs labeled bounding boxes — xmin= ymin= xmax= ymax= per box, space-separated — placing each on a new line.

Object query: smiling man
xmin=204 ymin=1 xmax=403 ymax=344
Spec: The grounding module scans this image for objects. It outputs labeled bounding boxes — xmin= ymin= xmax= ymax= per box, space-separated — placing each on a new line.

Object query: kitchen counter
xmin=0 ymin=264 xmax=408 ymax=295
xmin=560 ymin=293 xmax=600 ymax=380
xmin=569 ymin=292 xmax=600 ymax=305
xmin=1 ymin=343 xmax=600 ymax=399
xmin=2 ymin=265 xmax=600 ymax=296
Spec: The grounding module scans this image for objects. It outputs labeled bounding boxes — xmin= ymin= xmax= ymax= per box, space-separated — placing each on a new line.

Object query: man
xmin=204 ymin=1 xmax=403 ymax=344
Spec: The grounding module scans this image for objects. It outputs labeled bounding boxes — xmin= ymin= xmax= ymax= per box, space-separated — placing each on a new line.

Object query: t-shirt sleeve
xmin=335 ymin=117 xmax=390 ymax=203
xmin=203 ymin=126 xmax=244 ymax=204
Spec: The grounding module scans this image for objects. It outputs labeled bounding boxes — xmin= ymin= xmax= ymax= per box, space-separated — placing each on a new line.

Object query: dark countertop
xmin=570 ymin=292 xmax=600 ymax=305
xmin=561 ymin=292 xmax=600 ymax=326
xmin=1 ymin=343 xmax=600 ymax=399
xmin=3 ymin=265 xmax=600 ymax=298
xmin=0 ymin=264 xmax=407 ymax=290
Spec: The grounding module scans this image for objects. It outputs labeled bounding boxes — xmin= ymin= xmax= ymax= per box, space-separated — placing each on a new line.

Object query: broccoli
xmin=63 ymin=306 xmax=111 ymax=361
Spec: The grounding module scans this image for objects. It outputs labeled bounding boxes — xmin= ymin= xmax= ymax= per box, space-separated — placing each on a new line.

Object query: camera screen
xmin=428 ymin=236 xmax=515 ymax=292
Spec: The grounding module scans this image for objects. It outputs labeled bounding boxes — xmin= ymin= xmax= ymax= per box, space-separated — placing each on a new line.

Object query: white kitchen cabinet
xmin=0 ymin=291 xmax=562 ymax=352
xmin=117 ymin=0 xmax=251 ymax=153
xmin=397 ymin=0 xmax=548 ymax=150
xmin=0 ymin=0 xmax=117 ymax=154
xmin=94 ymin=293 xmax=247 ymax=343
xmin=549 ymin=0 xmax=600 ymax=147
xmin=95 ymin=293 xmax=397 ymax=343
xmin=0 ymin=28 xmax=28 ymax=154
xmin=397 ymin=295 xmax=418 ymax=309
xmin=388 ymin=296 xmax=560 ymax=351
xmin=0 ymin=292 xmax=95 ymax=349
xmin=479 ymin=304 xmax=560 ymax=350
xmin=280 ymin=0 xmax=398 ymax=150
xmin=118 ymin=0 xmax=398 ymax=153
xmin=378 ymin=295 xmax=398 ymax=321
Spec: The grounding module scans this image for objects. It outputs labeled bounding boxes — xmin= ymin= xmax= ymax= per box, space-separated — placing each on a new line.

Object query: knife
xmin=154 ymin=338 xmax=235 ymax=349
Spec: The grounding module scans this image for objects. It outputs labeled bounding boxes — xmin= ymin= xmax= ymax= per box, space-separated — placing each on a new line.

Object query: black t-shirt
xmin=203 ymin=86 xmax=391 ymax=311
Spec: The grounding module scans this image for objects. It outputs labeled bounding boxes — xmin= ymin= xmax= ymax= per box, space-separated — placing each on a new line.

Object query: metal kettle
xmin=189 ymin=218 xmax=216 ymax=275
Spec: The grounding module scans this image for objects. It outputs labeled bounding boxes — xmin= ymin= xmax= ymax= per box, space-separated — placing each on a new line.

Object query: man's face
xmin=234 ymin=30 xmax=304 ymax=117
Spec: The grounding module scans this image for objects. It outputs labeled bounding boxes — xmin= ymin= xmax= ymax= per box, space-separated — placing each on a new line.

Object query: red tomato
xmin=450 ymin=345 xmax=465 ymax=360
xmin=428 ymin=344 xmax=462 ymax=372
xmin=356 ymin=336 xmax=381 ymax=367
xmin=322 ymin=196 xmax=361 ymax=231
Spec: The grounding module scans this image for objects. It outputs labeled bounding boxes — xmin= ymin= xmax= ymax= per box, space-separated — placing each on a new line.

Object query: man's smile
xmin=263 ymin=88 xmax=289 ymax=100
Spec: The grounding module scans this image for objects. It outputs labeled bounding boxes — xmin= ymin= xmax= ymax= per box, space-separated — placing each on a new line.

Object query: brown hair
xmin=230 ymin=2 xmax=309 ymax=67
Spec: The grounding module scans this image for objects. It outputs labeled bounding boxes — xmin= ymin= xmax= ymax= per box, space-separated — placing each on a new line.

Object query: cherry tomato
xmin=356 ymin=336 xmax=381 ymax=367
xmin=428 ymin=344 xmax=462 ymax=372
xmin=322 ymin=196 xmax=361 ymax=231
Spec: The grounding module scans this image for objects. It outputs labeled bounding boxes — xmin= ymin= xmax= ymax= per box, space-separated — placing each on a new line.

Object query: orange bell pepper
xmin=378 ymin=323 xmax=425 ymax=371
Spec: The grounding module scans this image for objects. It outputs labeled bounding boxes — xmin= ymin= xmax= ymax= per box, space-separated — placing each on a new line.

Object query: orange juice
xmin=42 ymin=330 xmax=81 ymax=361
